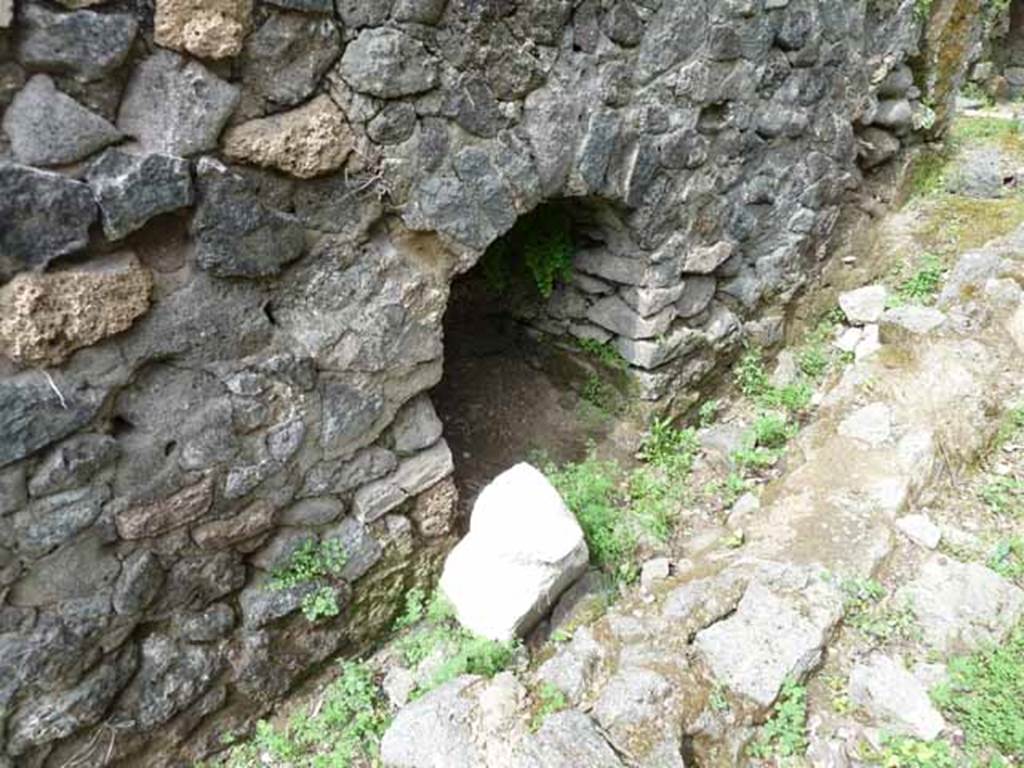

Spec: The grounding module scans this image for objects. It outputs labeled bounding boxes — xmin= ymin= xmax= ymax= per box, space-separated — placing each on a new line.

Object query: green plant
xmin=545 ymin=454 xmax=637 ymax=580
xmin=993 ymin=406 xmax=1024 ymax=448
xmin=988 ymin=538 xmax=1024 ymax=583
xmin=731 ymin=412 xmax=797 ymax=475
xmin=638 ymin=417 xmax=699 ymax=471
xmin=890 ymin=254 xmax=945 ymax=306
xmin=823 ymin=674 xmax=852 ymax=715
xmin=768 ymin=381 xmax=814 ymax=413
xmin=580 ymin=374 xmax=619 ymax=414
xmin=699 ymin=399 xmax=721 ymax=427
xmin=423 ymin=633 xmax=519 ymax=693
xmin=751 ymin=412 xmax=796 ymax=450
xmin=907 ymin=149 xmax=953 ymax=200
xmin=735 ymin=346 xmax=770 ymax=398
xmin=270 ymin=539 xmax=348 ymax=622
xmin=392 ymin=591 xmax=518 ymax=698
xmin=576 ymin=338 xmax=627 ymax=370
xmin=841 ymin=578 xmax=918 ymax=645
xmin=393 ymin=586 xmax=427 ymax=630
xmin=482 ymin=205 xmax=574 ymax=298
xmin=932 ymin=624 xmax=1024 ymax=760
xmin=709 ymin=684 xmax=730 ymax=712
xmin=952 ymin=116 xmax=1022 ymax=145
xmin=979 ymin=476 xmax=1024 ymax=518
xmin=531 ymin=683 xmax=568 ymax=730
xmin=748 ymin=679 xmax=808 ymax=759
xmin=217 ymin=661 xmax=391 ymax=768
xmin=862 ymin=735 xmax=957 ymax=768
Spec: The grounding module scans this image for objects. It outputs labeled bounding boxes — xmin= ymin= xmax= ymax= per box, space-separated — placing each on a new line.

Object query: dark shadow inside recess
xmin=429 ymin=201 xmax=638 ymax=515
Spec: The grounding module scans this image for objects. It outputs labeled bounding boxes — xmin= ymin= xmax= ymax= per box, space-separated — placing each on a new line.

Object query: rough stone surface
xmin=191 ymin=159 xmax=306 ymax=278
xmin=838 ymin=403 xmax=893 ymax=448
xmin=339 ymin=28 xmax=439 ymax=98
xmin=0 ymin=163 xmax=96 ymax=280
xmin=17 ymin=4 xmax=137 ymax=82
xmin=0 ymin=1 xmax=986 ymax=763
xmin=880 ymin=306 xmax=947 ymax=341
xmin=154 ymin=0 xmax=252 ymax=60
xmin=0 ymin=254 xmax=153 ymax=366
xmin=839 ymin=285 xmax=889 ymax=325
xmin=849 ymin=654 xmax=946 ymax=740
xmin=115 ymin=475 xmax=216 ymax=540
xmin=694 ymin=573 xmax=843 ymax=709
xmin=390 ymin=395 xmax=444 ymax=456
xmin=240 ymin=11 xmax=341 ymax=115
xmin=3 ymin=75 xmax=121 ymax=166
xmin=28 ymin=433 xmax=118 ymax=497
xmin=0 ymin=372 xmax=106 ymax=468
xmin=86 ymin=150 xmax=194 ymax=241
xmin=223 ymin=95 xmax=355 ymax=179
xmin=440 ymin=464 xmax=589 ymax=640
xmin=380 ymin=677 xmax=482 ymax=768
xmin=896 ymin=514 xmax=942 ymax=549
xmin=897 ymin=556 xmax=1024 ymax=654
xmin=117 ymin=51 xmax=240 ymax=156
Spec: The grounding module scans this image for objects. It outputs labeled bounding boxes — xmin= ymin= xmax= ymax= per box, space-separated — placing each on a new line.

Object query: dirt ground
xmin=430 ymin=272 xmax=639 ymax=515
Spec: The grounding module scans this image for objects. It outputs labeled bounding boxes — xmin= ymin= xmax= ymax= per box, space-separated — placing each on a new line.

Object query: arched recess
xmin=428 ymin=197 xmax=647 ymax=509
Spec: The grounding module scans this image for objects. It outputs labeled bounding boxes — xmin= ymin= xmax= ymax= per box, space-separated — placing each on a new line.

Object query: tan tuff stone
xmin=116 ymin=475 xmax=216 ymax=540
xmin=154 ymin=0 xmax=252 ymax=60
xmin=192 ymin=501 xmax=277 ymax=549
xmin=222 ymin=95 xmax=355 ymax=179
xmin=0 ymin=253 xmax=153 ymax=366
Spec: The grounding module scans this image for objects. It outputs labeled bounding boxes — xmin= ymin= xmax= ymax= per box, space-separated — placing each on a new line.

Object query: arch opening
xmin=430 ymin=200 xmax=640 ymax=512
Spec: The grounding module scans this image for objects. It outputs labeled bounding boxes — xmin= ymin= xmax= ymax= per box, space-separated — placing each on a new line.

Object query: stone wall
xmin=0 ymin=1 xmax=977 ymax=765
xmin=964 ymin=0 xmax=1019 ymax=98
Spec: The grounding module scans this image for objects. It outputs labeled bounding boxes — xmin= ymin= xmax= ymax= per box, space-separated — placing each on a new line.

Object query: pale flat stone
xmin=838 ymin=402 xmax=893 ymax=447
xmin=880 ymin=306 xmax=946 ymax=341
xmin=897 ymin=556 xmax=1024 ymax=654
xmin=839 ymin=285 xmax=888 ymax=325
xmin=834 ymin=326 xmax=863 ymax=353
xmin=896 ymin=514 xmax=941 ymax=549
xmin=855 ymin=324 xmax=882 ymax=361
xmin=850 ymin=654 xmax=945 ymax=740
xmin=440 ymin=463 xmax=589 ymax=641
xmin=694 ymin=575 xmax=843 ymax=709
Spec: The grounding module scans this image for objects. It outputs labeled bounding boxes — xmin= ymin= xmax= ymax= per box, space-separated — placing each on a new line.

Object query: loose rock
xmin=839 ymin=285 xmax=888 ymax=325
xmin=440 ymin=463 xmax=589 ymax=640
xmin=849 ymin=654 xmax=945 ymax=740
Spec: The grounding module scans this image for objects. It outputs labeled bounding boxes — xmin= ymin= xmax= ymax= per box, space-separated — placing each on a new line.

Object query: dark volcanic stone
xmin=86 ymin=149 xmax=193 ymax=241
xmin=0 ymin=372 xmax=106 ymax=469
xmin=117 ymin=51 xmax=239 ymax=157
xmin=191 ymin=159 xmax=306 ymax=278
xmin=18 ymin=3 xmax=138 ymax=82
xmin=0 ymin=163 xmax=96 ymax=281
